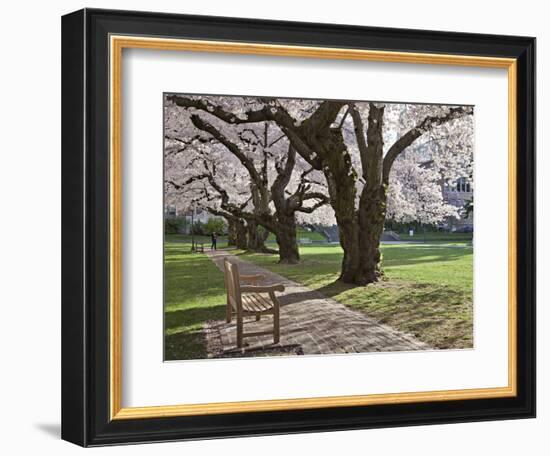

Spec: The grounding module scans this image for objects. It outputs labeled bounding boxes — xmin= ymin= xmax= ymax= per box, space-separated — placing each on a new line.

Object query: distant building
xmin=164 ymin=204 xmax=216 ymax=234
xmin=442 ymin=177 xmax=473 ymax=231
xmin=419 ymin=158 xmax=474 ymax=231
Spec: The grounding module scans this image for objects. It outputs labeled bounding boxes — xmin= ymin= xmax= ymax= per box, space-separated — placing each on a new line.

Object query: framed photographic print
xmin=61 ymin=8 xmax=536 ymax=447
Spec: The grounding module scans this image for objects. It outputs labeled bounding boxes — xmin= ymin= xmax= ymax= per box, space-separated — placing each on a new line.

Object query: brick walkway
xmin=205 ymin=250 xmax=430 ymax=358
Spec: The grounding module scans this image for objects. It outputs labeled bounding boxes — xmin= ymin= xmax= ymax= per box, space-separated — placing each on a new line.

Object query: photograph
xmin=163 ymin=94 xmax=475 ymax=361
xmin=55 ymin=4 xmax=536 ymax=448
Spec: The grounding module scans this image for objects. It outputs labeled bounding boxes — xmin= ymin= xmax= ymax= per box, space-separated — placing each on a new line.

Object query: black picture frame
xmin=62 ymin=8 xmax=536 ymax=447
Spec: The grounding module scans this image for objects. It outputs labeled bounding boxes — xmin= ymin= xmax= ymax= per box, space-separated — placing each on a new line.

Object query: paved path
xmin=204 ymin=250 xmax=430 ymax=358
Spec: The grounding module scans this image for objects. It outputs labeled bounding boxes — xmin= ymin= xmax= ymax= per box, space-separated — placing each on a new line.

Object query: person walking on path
xmin=211 ymin=232 xmax=218 ymax=250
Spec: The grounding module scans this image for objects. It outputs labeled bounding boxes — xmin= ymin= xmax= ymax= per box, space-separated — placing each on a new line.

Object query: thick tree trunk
xmin=321 ymin=133 xmax=362 ymax=284
xmin=227 ymin=219 xmax=236 ymax=246
xmin=355 ymin=186 xmax=387 ymax=284
xmin=246 ymin=221 xmax=268 ymax=252
xmin=337 ymin=217 xmax=361 ymax=283
xmin=352 ymin=104 xmax=387 ymax=284
xmin=335 ymin=190 xmax=387 ymax=285
xmin=258 ymin=225 xmax=273 ymax=251
xmin=274 ymin=214 xmax=300 ymax=264
xmin=234 ymin=219 xmax=248 ymax=250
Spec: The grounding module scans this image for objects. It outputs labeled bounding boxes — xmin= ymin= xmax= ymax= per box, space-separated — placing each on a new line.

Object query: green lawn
xmin=164 ymin=238 xmax=473 ymax=360
xmin=267 ymin=228 xmax=327 ymax=242
xmin=242 ymin=243 xmax=473 ymax=349
xmin=165 ymin=233 xmax=228 ymax=246
xmin=164 ymin=237 xmax=227 ymax=360
xmin=397 ymin=231 xmax=473 ymax=242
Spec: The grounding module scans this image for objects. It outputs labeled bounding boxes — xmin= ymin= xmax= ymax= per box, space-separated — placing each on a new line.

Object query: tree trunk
xmin=246 ymin=221 xmax=267 ymax=252
xmin=227 ymin=219 xmax=236 ymax=246
xmin=274 ymin=214 xmax=300 ymax=264
xmin=234 ymin=219 xmax=248 ymax=250
xmin=337 ymin=216 xmax=361 ymax=283
xmin=355 ymin=186 xmax=387 ymax=284
xmin=334 ymin=187 xmax=387 ymax=285
xmin=321 ymin=137 xmax=361 ymax=284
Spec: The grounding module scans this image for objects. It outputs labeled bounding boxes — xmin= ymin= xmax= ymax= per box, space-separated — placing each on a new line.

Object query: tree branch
xmin=189 ymin=114 xmax=263 ymax=185
xmin=296 ymin=195 xmax=330 ymax=213
xmin=348 ymin=103 xmax=369 ymax=178
xmin=165 ymin=174 xmax=209 ymax=190
xmin=168 ymin=95 xmax=272 ymax=124
xmin=382 ymin=106 xmax=473 ymax=184
xmin=167 ymin=94 xmax=331 ymax=170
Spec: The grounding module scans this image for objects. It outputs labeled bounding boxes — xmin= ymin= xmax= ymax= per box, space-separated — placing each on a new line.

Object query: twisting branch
xmin=167 ymin=94 xmax=324 ymax=169
xmin=382 ymin=106 xmax=473 ymax=184
xmin=296 ymin=200 xmax=329 ymax=214
xmin=164 ymin=134 xmax=214 ymax=156
xmin=348 ymin=103 xmax=369 ymax=178
xmin=273 ymin=145 xmax=296 ymax=189
xmin=295 ymin=193 xmax=331 ymax=214
xmin=337 ymin=106 xmax=350 ymax=129
xmin=167 ymin=94 xmax=299 ymax=129
xmin=165 ymin=174 xmax=209 ymax=190
xmin=189 ymin=114 xmax=263 ymax=186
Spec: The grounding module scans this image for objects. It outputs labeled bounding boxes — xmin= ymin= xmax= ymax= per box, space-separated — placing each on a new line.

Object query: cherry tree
xmin=164 ymin=96 xmax=331 ymax=263
xmin=164 ymin=134 xmax=254 ymax=251
xmin=385 ymin=152 xmax=460 ymax=225
xmin=384 ymin=110 xmax=474 ymax=226
xmin=167 ymin=94 xmax=473 ymax=284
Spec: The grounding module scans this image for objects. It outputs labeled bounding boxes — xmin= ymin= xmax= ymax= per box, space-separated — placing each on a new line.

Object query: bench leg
xmin=256 ymin=313 xmax=261 ymax=321
xmin=226 ymin=301 xmax=232 ymax=323
xmin=273 ymin=307 xmax=280 ymax=344
xmin=237 ymin=317 xmax=244 ymax=348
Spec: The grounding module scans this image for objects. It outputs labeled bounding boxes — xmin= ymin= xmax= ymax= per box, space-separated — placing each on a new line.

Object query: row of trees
xmin=165 ymin=95 xmax=473 ymax=285
xmin=165 ymin=215 xmax=228 ymax=236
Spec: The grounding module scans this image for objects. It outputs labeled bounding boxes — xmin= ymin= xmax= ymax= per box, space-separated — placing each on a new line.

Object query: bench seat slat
xmin=254 ymin=293 xmax=275 ymax=310
xmin=241 ymin=295 xmax=260 ymax=312
xmin=242 ymin=293 xmax=273 ymax=312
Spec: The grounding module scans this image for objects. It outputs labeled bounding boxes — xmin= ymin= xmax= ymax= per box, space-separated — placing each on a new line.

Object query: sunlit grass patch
xmin=164 ymin=239 xmax=226 ymax=360
xmin=244 ymin=243 xmax=473 ymax=349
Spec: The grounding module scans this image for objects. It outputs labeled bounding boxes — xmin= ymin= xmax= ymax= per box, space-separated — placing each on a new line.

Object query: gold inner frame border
xmin=109 ymin=35 xmax=517 ymax=420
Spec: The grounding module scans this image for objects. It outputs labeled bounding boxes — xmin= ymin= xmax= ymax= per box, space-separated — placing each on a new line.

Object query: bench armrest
xmin=240 ymin=274 xmax=265 ymax=284
xmin=240 ymin=284 xmax=285 ymax=294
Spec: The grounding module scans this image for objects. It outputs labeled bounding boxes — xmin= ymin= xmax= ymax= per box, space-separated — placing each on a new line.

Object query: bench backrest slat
xmin=224 ymin=259 xmax=241 ymax=312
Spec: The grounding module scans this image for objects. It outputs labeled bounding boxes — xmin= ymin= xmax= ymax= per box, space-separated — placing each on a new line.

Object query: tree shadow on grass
xmin=165 ymin=329 xmax=206 ymax=361
xmin=164 ymin=304 xmax=226 ymax=361
xmin=312 ymin=279 xmax=472 ymax=349
xmin=165 ymin=304 xmax=225 ymax=331
xmin=382 ymin=248 xmax=472 ymax=268
xmin=240 ymin=246 xmax=471 ymax=271
xmin=317 ymin=249 xmax=470 ymax=268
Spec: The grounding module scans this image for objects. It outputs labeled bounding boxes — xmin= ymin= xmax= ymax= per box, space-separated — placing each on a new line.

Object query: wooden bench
xmin=191 ymin=241 xmax=204 ymax=253
xmin=223 ymin=258 xmax=285 ymax=348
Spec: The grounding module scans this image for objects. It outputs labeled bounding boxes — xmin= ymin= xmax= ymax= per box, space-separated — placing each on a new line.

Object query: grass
xmin=164 ymin=235 xmax=473 ymax=360
xmin=397 ymin=231 xmax=473 ymax=242
xmin=165 ymin=233 xmax=228 ymax=245
xmin=164 ymin=237 xmax=227 ymax=360
xmin=267 ymin=228 xmax=327 ymax=242
xmin=242 ymin=243 xmax=473 ymax=349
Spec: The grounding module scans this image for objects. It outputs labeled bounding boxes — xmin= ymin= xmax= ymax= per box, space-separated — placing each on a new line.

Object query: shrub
xmin=165 ymin=217 xmax=185 ymax=234
xmin=191 ymin=220 xmax=205 ymax=236
xmin=203 ymin=217 xmax=227 ymax=235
